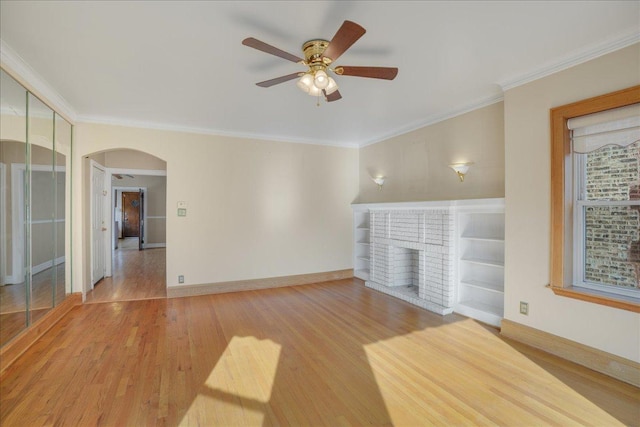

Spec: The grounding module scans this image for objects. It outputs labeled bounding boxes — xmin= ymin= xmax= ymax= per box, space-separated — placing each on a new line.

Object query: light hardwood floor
xmin=1 ymin=279 xmax=638 ymax=426
xmin=84 ymin=239 xmax=166 ymax=303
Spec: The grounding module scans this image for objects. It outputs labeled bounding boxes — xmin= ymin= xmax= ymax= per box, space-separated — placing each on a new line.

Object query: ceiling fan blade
xmin=323 ymin=89 xmax=342 ymax=102
xmin=323 ymin=21 xmax=366 ymax=62
xmin=242 ymin=37 xmax=304 ymax=63
xmin=256 ymin=72 xmax=301 ymax=88
xmin=335 ymin=66 xmax=398 ymax=80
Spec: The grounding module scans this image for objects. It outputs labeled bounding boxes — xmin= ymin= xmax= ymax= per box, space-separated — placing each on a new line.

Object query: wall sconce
xmin=449 ymin=163 xmax=473 ymax=182
xmin=372 ymin=176 xmax=385 ymax=190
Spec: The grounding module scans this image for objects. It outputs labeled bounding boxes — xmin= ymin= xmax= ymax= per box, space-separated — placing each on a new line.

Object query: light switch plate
xmin=178 ymin=208 xmax=187 ymax=217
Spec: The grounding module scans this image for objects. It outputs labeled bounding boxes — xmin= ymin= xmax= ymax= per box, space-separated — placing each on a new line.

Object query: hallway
xmin=85 ymin=238 xmax=166 ymax=303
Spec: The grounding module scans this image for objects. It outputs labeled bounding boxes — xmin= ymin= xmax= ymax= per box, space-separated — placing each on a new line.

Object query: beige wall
xmin=105 ymin=149 xmax=166 ymax=170
xmin=504 ymin=44 xmax=640 ymax=362
xmin=73 ymin=123 xmax=359 ymax=290
xmin=357 ymin=102 xmax=504 ymax=202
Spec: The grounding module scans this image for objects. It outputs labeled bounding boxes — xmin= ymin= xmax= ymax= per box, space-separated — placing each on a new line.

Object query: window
xmin=550 ymin=86 xmax=640 ymax=312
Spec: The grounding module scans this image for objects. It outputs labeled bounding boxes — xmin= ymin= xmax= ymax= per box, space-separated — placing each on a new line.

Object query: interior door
xmin=122 ymin=191 xmax=140 ymax=237
xmin=91 ymin=163 xmax=106 ymax=287
xmin=138 ymin=189 xmax=144 ymax=251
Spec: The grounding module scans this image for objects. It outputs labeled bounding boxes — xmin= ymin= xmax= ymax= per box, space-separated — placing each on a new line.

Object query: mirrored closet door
xmin=0 ymin=70 xmax=29 ymax=345
xmin=0 ymin=69 xmax=72 ymax=347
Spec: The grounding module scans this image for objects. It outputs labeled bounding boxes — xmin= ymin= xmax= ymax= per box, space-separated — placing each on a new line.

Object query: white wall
xmin=72 ymin=123 xmax=359 ymax=290
xmin=504 ymin=44 xmax=640 ymax=362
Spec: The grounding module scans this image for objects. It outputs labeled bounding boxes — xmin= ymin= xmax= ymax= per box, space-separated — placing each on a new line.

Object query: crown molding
xmin=360 ymin=30 xmax=640 ymax=148
xmin=358 ymin=94 xmax=504 ymax=148
xmin=3 ymin=28 xmax=637 ymax=149
xmin=499 ymin=29 xmax=640 ymax=92
xmin=76 ymin=115 xmax=361 ymax=149
xmin=0 ymin=39 xmax=78 ymax=122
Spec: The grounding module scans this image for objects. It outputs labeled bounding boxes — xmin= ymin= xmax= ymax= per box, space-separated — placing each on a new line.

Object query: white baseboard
xmin=145 ymin=243 xmax=166 ymax=248
xmin=167 ymin=269 xmax=353 ymax=298
xmin=2 ymin=274 xmax=20 ymax=286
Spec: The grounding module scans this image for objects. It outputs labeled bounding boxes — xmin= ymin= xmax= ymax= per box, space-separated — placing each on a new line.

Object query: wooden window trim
xmin=549 ymin=85 xmax=640 ymax=313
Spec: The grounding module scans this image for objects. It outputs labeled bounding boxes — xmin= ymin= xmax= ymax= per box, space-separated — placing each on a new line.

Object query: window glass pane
xmin=584 ymin=205 xmax=639 ymax=289
xmin=584 ymin=141 xmax=639 ymax=201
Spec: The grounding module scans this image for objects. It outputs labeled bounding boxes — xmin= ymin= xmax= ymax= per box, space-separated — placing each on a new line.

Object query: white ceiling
xmin=1 ymin=1 xmax=638 ymax=147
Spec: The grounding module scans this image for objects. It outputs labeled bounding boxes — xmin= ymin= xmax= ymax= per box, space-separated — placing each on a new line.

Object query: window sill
xmin=547 ymin=285 xmax=640 ymax=313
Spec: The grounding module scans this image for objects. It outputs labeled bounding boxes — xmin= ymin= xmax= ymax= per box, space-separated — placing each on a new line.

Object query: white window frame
xmin=572 ymin=145 xmax=640 ymax=298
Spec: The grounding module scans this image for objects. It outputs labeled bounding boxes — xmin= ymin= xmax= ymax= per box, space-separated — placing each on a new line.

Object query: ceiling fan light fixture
xmin=307 ymin=85 xmax=322 ymax=97
xmin=314 ymin=69 xmax=329 ymax=89
xmin=325 ymin=77 xmax=339 ymax=95
xmin=297 ymin=72 xmax=314 ymax=93
xmin=296 ymin=79 xmax=310 ymax=93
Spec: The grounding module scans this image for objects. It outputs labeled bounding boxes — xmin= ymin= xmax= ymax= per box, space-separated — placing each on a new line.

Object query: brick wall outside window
xmin=584 ymin=141 xmax=639 ymax=288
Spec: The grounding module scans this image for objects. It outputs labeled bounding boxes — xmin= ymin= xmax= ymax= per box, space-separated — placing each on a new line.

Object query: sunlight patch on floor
xmin=363 ymin=319 xmax=624 ymax=426
xmin=179 ymin=336 xmax=281 ymax=426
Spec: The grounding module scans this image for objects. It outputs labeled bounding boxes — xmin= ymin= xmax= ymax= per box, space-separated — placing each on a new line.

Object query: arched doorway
xmin=84 ymin=149 xmax=167 ymax=303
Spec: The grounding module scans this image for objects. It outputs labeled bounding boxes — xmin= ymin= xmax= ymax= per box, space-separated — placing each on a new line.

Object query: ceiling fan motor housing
xmin=302 ymin=39 xmax=333 ymax=67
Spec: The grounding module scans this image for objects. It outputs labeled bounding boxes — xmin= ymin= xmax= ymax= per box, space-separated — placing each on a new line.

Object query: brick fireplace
xmin=365 ymin=208 xmax=455 ymax=315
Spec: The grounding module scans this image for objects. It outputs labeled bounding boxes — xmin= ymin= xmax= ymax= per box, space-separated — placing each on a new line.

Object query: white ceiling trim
xmin=358 ymin=94 xmax=505 ymax=148
xmin=499 ymin=29 xmax=640 ymax=92
xmin=0 ymin=39 xmax=77 ymax=122
xmin=76 ymin=114 xmax=361 ymax=149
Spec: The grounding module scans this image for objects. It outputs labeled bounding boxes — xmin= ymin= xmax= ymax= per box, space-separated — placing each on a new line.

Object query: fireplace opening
xmin=393 ymin=247 xmax=420 ymax=297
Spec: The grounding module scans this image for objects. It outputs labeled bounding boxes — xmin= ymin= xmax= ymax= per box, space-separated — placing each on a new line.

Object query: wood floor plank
xmin=1 ymin=279 xmax=638 ymax=426
xmin=84 ymin=245 xmax=166 ymax=304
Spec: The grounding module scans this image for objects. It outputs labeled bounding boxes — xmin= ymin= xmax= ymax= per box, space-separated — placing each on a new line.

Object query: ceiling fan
xmin=242 ymin=20 xmax=398 ymax=103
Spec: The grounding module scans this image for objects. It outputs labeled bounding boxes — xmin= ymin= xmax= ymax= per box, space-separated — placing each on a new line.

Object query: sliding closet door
xmin=28 ymin=94 xmax=56 ymax=325
xmin=0 ymin=70 xmax=29 ymax=346
xmin=54 ymin=115 xmax=71 ymax=303
xmin=0 ymin=69 xmax=73 ymax=348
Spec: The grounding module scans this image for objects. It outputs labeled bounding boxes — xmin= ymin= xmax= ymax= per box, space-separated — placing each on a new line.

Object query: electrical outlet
xmin=178 ymin=275 xmax=184 ymax=284
xmin=520 ymin=301 xmax=529 ymax=315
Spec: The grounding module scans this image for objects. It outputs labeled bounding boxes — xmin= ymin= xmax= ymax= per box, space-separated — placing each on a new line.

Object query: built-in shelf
xmin=456 ymin=299 xmax=503 ymax=318
xmin=353 ymin=206 xmax=371 ymax=281
xmin=460 ymin=279 xmax=504 ymax=293
xmin=455 ymin=204 xmax=505 ymax=327
xmin=460 ymin=235 xmax=503 ymax=242
xmin=460 ymin=257 xmax=504 ymax=268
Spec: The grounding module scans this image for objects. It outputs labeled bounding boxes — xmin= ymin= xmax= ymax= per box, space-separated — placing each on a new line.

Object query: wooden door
xmin=122 ymin=192 xmax=140 ymax=237
xmin=138 ymin=189 xmax=144 ymax=251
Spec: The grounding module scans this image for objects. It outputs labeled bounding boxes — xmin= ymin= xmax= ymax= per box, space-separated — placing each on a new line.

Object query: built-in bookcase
xmin=455 ymin=205 xmax=505 ymax=327
xmin=352 ymin=206 xmax=370 ymax=280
